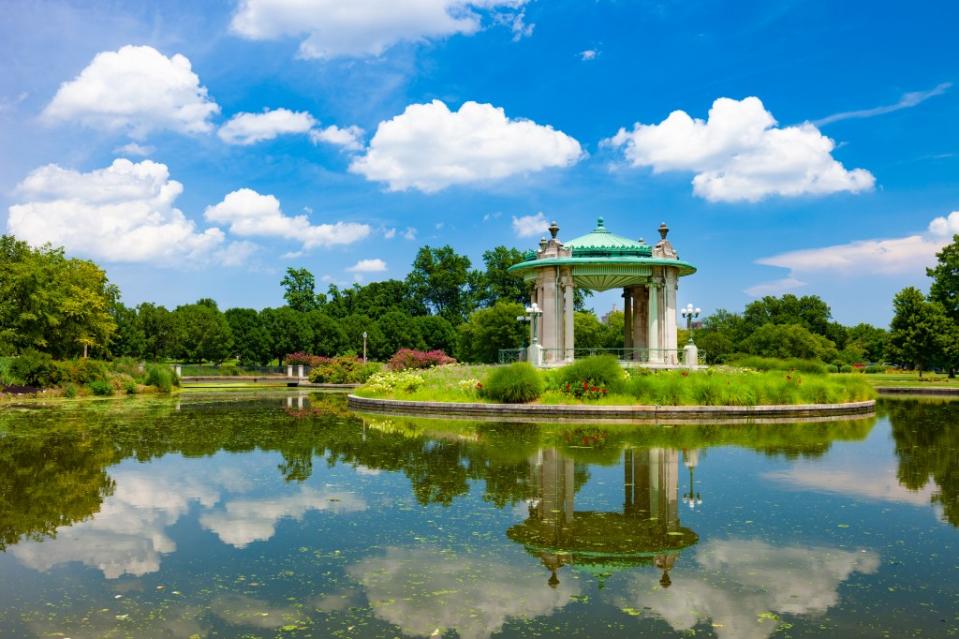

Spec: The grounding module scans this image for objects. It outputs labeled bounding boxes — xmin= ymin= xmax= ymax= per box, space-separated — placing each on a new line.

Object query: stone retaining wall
xmin=876 ymin=386 xmax=959 ymax=396
xmin=347 ymin=394 xmax=876 ymax=423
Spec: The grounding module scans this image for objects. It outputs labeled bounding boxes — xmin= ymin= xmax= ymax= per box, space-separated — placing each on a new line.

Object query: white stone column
xmin=286 ymin=364 xmax=293 ymax=378
xmin=647 ymin=281 xmax=660 ymax=361
xmin=623 ymin=288 xmax=633 ymax=352
xmin=632 ymin=286 xmax=649 ymax=352
xmin=540 ymin=271 xmax=558 ymax=363
xmin=297 ymin=364 xmax=304 ymax=379
xmin=562 ymin=271 xmax=575 ymax=361
xmin=664 ymin=269 xmax=679 ymax=364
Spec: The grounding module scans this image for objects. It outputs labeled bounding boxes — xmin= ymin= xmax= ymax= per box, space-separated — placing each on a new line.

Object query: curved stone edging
xmin=347 ymin=394 xmax=876 ymax=423
xmin=876 ymin=386 xmax=959 ymax=396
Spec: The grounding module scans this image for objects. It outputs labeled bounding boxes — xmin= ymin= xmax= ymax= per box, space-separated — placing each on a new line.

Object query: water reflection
xmin=508 ymin=448 xmax=698 ymax=589
xmin=1 ymin=395 xmax=957 ymax=638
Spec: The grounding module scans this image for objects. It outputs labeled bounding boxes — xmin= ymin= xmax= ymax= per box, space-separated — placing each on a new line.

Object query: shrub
xmin=124 ymin=379 xmax=138 ymax=395
xmin=283 ymin=352 xmax=327 ymax=367
xmin=387 ymin=349 xmax=457 ymax=371
xmin=63 ymin=383 xmax=78 ymax=398
xmin=482 ymin=363 xmax=544 ymax=404
xmin=365 ymin=370 xmax=426 ymax=393
xmin=0 ymin=357 xmax=14 ymax=386
xmin=220 ymin=361 xmax=240 ymax=376
xmin=864 ymin=364 xmax=886 ymax=374
xmin=555 ymin=355 xmax=626 ymax=393
xmin=10 ymin=349 xmax=56 ymax=387
xmin=145 ymin=365 xmax=176 ymax=393
xmin=109 ymin=357 xmax=144 ymax=380
xmin=730 ymin=355 xmax=828 ymax=375
xmin=309 ymin=356 xmax=381 ymax=384
xmin=53 ymin=358 xmax=110 ymax=385
xmin=88 ymin=380 xmax=114 ymax=396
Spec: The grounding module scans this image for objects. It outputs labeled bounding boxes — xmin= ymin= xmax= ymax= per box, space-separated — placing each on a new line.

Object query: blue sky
xmin=1 ymin=0 xmax=957 ymax=325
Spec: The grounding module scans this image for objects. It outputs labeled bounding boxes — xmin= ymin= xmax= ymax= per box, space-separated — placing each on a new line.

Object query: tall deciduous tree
xmin=137 ymin=303 xmax=175 ymax=361
xmin=260 ymin=307 xmax=313 ymax=363
xmin=281 ymin=267 xmax=318 ymax=312
xmin=225 ymin=308 xmax=271 ymax=366
xmin=928 ymin=234 xmax=959 ymax=321
xmin=406 ymin=245 xmax=472 ymax=324
xmin=888 ymin=287 xmax=950 ymax=376
xmin=172 ymin=299 xmax=234 ymax=364
xmin=455 ymin=301 xmax=527 ymax=363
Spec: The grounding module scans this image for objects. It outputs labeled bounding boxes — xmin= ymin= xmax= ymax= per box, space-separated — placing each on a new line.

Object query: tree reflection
xmin=887 ymin=399 xmax=959 ymax=526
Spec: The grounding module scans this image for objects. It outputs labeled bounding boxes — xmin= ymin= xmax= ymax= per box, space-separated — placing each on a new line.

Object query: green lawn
xmin=839 ymin=371 xmax=959 ymax=388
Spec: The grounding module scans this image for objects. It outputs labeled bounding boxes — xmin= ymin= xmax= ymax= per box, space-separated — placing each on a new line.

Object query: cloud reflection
xmin=610 ymin=539 xmax=879 ymax=639
xmin=349 ymin=546 xmax=580 ymax=639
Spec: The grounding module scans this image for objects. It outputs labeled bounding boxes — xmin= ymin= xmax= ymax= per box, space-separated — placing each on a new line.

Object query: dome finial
xmin=549 ymin=220 xmax=560 ymax=239
xmin=659 ymin=222 xmax=669 ymax=240
xmin=596 ymin=216 xmax=605 ymax=230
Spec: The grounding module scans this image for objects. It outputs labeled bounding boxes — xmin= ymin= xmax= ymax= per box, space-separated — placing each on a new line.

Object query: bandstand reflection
xmin=508 ymin=447 xmax=700 ymax=589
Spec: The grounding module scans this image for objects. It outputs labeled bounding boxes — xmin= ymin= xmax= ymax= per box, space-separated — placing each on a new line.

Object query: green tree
xmin=471 ymin=246 xmax=528 ymax=308
xmin=845 ymin=323 xmax=888 ymax=363
xmin=415 ymin=315 xmax=457 ymax=354
xmin=306 ymin=310 xmax=347 ymax=356
xmin=407 ymin=245 xmax=472 ymax=323
xmin=573 ymin=311 xmax=605 ymax=350
xmin=928 ymin=234 xmax=959 ymax=321
xmin=0 ymin=236 xmax=117 ymax=357
xmin=739 ymin=323 xmax=838 ymax=361
xmin=888 ymin=287 xmax=950 ymax=376
xmin=376 ymin=311 xmax=424 ymax=358
xmin=742 ymin=294 xmax=833 ymax=336
xmin=352 ymin=280 xmax=426 ymax=317
xmin=281 ymin=267 xmax=318 ymax=312
xmin=137 ymin=303 xmax=175 ymax=361
xmin=172 ymin=299 xmax=234 ymax=363
xmin=456 ymin=301 xmax=527 ymax=363
xmin=340 ymin=314 xmax=387 ymax=359
xmin=109 ymin=300 xmax=145 ymax=358
xmin=225 ymin=308 xmax=271 ymax=365
xmin=600 ymin=310 xmax=625 ymax=349
xmin=260 ymin=307 xmax=313 ymax=362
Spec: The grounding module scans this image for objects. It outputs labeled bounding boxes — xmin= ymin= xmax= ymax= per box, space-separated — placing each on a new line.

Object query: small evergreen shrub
xmin=63 ymin=383 xmax=78 ymax=398
xmin=555 ymin=355 xmax=626 ymax=393
xmin=482 ymin=363 xmax=544 ymax=404
xmin=387 ymin=349 xmax=456 ymax=371
xmin=10 ymin=349 xmax=56 ymax=387
xmin=88 ymin=380 xmax=114 ymax=396
xmin=124 ymin=379 xmax=138 ymax=395
xmin=864 ymin=364 xmax=886 ymax=374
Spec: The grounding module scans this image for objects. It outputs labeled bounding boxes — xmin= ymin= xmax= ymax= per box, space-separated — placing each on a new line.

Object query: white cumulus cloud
xmin=230 ymin=0 xmax=529 ymax=59
xmin=309 ymin=124 xmax=365 ymax=150
xmin=512 ymin=211 xmax=550 ymax=238
xmin=204 ymin=188 xmax=370 ymax=249
xmin=351 ymin=100 xmax=583 ymax=192
xmin=43 ymin=45 xmax=219 ymax=138
xmin=347 ymin=258 xmax=387 ymax=273
xmin=604 ymin=96 xmax=875 ymax=202
xmin=755 ymin=211 xmax=959 ymax=278
xmin=744 ymin=277 xmax=807 ymax=298
xmin=7 ymin=159 xmax=228 ymax=265
xmin=218 ymin=108 xmax=316 ymax=145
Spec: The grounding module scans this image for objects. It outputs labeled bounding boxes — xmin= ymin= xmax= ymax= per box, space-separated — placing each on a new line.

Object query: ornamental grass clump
xmin=387 ymin=349 xmax=456 ymax=371
xmin=481 ymin=362 xmax=544 ymax=404
xmin=555 ymin=355 xmax=627 ymax=393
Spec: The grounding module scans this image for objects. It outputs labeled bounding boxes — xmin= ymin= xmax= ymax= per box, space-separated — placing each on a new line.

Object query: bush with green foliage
xmin=387 ymin=349 xmax=456 ymax=371
xmin=0 ymin=357 xmax=13 ymax=386
xmin=365 ymin=370 xmax=426 ymax=393
xmin=88 ymin=380 xmax=113 ymax=396
xmin=864 ymin=364 xmax=886 ymax=374
xmin=481 ymin=362 xmax=544 ymax=403
xmin=554 ymin=355 xmax=626 ymax=393
xmin=10 ymin=349 xmax=56 ymax=387
xmin=53 ymin=358 xmax=110 ymax=385
xmin=308 ymin=356 xmax=380 ymax=384
xmin=729 ymin=355 xmax=829 ymax=375
xmin=144 ymin=364 xmax=177 ymax=393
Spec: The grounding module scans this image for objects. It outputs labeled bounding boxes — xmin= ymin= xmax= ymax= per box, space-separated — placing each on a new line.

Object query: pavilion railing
xmin=498 ymin=347 xmax=705 ymax=366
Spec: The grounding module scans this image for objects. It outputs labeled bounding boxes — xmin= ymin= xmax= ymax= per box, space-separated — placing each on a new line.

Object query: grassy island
xmin=354 ymin=355 xmax=876 ymax=406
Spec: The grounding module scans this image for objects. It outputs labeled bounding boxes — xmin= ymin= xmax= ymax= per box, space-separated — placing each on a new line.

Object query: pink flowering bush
xmin=283 ymin=352 xmax=328 ymax=367
xmin=387 ymin=349 xmax=457 ymax=371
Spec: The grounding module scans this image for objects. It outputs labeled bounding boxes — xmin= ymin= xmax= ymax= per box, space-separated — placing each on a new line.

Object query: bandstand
xmin=507 ymin=218 xmax=697 ymax=367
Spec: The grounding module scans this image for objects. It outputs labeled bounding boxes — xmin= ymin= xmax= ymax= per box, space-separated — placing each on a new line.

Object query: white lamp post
xmin=524 ymin=302 xmax=543 ymax=366
xmin=681 ymin=303 xmax=701 ymax=342
xmin=362 ymin=331 xmax=368 ymax=364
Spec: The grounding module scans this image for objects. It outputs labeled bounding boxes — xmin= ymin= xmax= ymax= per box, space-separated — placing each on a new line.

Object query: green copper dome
xmin=508 ymin=217 xmax=696 ymax=291
xmin=565 ymin=217 xmax=652 ymax=257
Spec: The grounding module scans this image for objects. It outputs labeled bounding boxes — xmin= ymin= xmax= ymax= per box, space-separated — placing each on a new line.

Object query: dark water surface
xmin=1 ymin=393 xmax=957 ymax=638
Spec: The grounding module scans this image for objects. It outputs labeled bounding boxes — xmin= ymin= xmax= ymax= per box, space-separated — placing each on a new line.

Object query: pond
xmin=0 ymin=393 xmax=956 ymax=638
